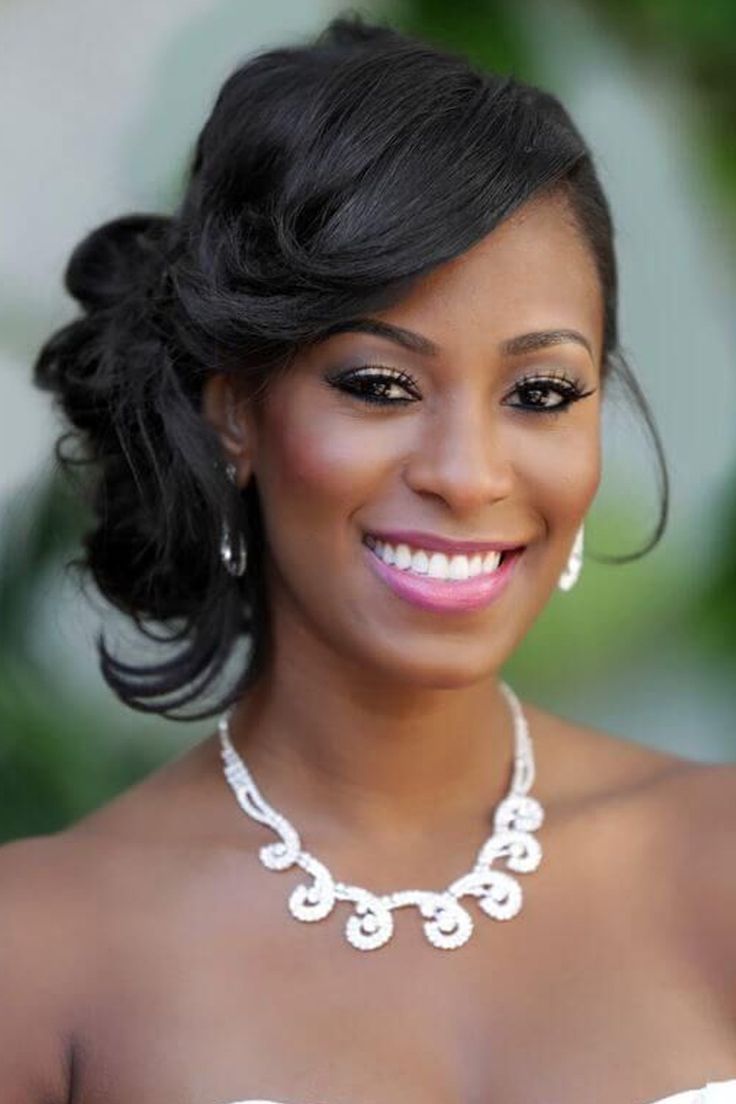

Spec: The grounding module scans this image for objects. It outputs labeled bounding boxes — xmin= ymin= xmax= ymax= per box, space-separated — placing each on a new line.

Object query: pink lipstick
xmin=362 ymin=536 xmax=524 ymax=614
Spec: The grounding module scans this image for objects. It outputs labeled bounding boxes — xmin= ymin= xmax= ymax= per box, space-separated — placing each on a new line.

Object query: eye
xmin=325 ymin=365 xmax=597 ymax=415
xmin=504 ymin=371 xmax=596 ymax=416
xmin=326 ymin=365 xmax=420 ymax=406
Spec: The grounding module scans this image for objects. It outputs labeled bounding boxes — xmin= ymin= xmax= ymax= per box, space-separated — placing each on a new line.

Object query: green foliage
xmin=0 ymin=468 xmax=86 ymax=651
xmin=576 ymin=0 xmax=736 ymax=649
xmin=0 ymin=656 xmax=165 ymax=840
xmin=505 ymin=493 xmax=686 ymax=692
xmin=590 ymin=0 xmax=736 ymax=214
xmin=387 ymin=0 xmax=531 ymax=77
xmin=0 ymin=471 xmax=175 ymax=842
xmin=686 ymin=501 xmax=736 ymax=654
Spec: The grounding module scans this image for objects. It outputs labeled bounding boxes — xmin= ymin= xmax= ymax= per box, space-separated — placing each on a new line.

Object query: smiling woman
xmin=3 ymin=10 xmax=735 ymax=1104
xmin=29 ymin=11 xmax=665 ymax=720
xmin=202 ymin=192 xmax=606 ymax=678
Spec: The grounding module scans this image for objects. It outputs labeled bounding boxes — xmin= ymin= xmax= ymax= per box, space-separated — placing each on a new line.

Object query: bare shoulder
xmin=0 ymin=825 xmax=122 ymax=934
xmin=651 ymin=755 xmax=736 ymax=890
xmin=524 ymin=700 xmax=736 ymax=900
xmin=0 ymin=831 xmax=91 ymax=1102
xmin=525 ymin=699 xmax=736 ymax=1001
xmin=653 ymin=758 xmax=736 ymax=1011
xmin=521 ymin=699 xmax=698 ymax=810
xmin=526 ymin=696 xmax=736 ymax=824
xmin=0 ymin=734 xmax=224 ymax=1102
xmin=0 ymin=828 xmax=91 ymax=957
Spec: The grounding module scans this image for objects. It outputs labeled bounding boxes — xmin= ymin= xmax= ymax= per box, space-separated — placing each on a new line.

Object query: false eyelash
xmin=326 ymin=365 xmax=420 ymax=405
xmin=326 ymin=364 xmax=595 ymax=413
xmin=510 ymin=370 xmax=594 ymax=415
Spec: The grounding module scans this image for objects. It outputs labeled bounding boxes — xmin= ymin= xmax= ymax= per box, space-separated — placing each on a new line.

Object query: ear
xmin=201 ymin=373 xmax=255 ymax=485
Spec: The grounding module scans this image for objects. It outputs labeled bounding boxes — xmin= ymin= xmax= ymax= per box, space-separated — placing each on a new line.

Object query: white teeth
xmin=411 ymin=549 xmax=429 ymax=574
xmin=395 ymin=543 xmax=412 ymax=569
xmin=366 ymin=537 xmax=505 ymax=581
xmin=483 ymin=551 xmax=502 ymax=572
xmin=449 ymin=555 xmax=469 ymax=580
xmin=427 ymin=552 xmax=449 ymax=578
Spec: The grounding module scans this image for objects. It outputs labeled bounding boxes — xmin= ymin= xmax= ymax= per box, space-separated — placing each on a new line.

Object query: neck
xmin=225 ymin=639 xmax=521 ymax=845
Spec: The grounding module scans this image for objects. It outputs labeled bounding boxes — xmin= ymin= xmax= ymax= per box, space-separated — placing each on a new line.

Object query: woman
xmin=2 ymin=12 xmax=734 ymax=1104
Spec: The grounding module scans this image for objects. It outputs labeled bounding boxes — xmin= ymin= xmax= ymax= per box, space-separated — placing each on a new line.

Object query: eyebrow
xmin=312 ymin=318 xmax=593 ymax=360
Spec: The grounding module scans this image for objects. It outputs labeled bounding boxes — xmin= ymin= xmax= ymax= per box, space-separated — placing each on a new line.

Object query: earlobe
xmin=202 ymin=373 xmax=252 ymax=476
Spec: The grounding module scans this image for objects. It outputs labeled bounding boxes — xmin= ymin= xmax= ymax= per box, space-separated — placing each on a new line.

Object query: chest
xmin=75 ymin=822 xmax=736 ymax=1104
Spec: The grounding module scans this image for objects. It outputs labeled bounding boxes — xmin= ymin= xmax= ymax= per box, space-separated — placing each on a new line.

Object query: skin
xmin=1 ymin=192 xmax=735 ymax=1104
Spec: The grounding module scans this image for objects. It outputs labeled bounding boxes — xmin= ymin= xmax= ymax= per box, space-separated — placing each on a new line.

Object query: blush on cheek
xmin=260 ymin=394 xmax=383 ymax=508
xmin=277 ymin=425 xmax=371 ymax=495
xmin=574 ymin=439 xmax=603 ymax=511
xmin=518 ymin=432 xmax=600 ymax=533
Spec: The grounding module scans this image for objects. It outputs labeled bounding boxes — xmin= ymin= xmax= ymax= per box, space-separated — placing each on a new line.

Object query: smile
xmin=364 ymin=535 xmax=505 ymax=580
xmin=362 ymin=534 xmax=524 ymax=613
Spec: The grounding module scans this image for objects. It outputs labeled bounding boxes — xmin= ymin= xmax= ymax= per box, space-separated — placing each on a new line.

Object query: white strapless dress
xmin=223 ymin=1084 xmax=736 ymax=1104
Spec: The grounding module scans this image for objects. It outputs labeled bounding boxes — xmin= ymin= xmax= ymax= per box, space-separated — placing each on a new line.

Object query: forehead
xmin=376 ymin=192 xmax=604 ymax=361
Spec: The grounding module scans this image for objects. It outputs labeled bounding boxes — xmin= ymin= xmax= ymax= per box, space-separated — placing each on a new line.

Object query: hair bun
xmin=321 ymin=14 xmax=400 ymax=48
xmin=64 ymin=213 xmax=172 ymax=313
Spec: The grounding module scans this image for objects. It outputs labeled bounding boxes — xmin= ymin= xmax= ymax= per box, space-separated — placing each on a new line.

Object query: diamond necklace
xmin=218 ymin=680 xmax=544 ymax=952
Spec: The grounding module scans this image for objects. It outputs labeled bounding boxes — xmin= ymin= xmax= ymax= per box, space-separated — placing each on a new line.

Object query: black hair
xmin=33 ymin=12 xmax=669 ymax=721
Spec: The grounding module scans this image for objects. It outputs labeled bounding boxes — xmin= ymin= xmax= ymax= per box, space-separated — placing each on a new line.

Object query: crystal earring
xmin=557 ymin=523 xmax=584 ymax=592
xmin=220 ymin=462 xmax=248 ymax=577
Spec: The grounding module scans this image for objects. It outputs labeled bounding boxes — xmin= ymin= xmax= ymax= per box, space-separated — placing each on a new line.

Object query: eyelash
xmin=326 ymin=365 xmax=595 ymax=416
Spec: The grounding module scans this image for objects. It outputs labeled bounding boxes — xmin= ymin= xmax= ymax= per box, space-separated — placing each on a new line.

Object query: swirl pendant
xmin=217 ymin=680 xmax=544 ymax=951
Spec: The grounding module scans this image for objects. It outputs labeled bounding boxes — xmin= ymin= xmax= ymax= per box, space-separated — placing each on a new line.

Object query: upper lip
xmin=363 ymin=529 xmax=527 ymax=555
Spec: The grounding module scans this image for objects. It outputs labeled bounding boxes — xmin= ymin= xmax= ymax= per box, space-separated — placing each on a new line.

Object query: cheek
xmin=512 ymin=420 xmax=602 ymax=521
xmin=253 ymin=389 xmax=385 ymax=529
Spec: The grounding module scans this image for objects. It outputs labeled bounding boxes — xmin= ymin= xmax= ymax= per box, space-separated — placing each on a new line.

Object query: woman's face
xmin=234 ymin=193 xmax=603 ymax=687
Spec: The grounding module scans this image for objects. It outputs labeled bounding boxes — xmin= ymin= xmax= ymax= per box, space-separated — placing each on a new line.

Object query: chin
xmin=351 ymin=635 xmax=504 ymax=690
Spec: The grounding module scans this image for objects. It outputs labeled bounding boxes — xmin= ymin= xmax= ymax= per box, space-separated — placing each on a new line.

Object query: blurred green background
xmin=1 ymin=0 xmax=735 ymax=843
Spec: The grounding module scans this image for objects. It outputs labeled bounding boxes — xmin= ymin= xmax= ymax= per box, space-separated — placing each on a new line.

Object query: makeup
xmin=362 ymin=538 xmax=524 ymax=613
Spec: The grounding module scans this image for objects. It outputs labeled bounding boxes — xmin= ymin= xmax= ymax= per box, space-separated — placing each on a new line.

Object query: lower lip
xmin=362 ymin=541 xmax=524 ymax=614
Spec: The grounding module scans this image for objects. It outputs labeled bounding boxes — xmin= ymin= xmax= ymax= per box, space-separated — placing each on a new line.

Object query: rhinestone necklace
xmin=217 ymin=680 xmax=544 ymax=951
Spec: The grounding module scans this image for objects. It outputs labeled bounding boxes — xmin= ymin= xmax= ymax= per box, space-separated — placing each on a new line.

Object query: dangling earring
xmin=557 ymin=523 xmax=584 ymax=592
xmin=220 ymin=462 xmax=248 ymax=577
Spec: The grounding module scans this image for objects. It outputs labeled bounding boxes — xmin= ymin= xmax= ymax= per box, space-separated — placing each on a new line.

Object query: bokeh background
xmin=1 ymin=0 xmax=735 ymax=843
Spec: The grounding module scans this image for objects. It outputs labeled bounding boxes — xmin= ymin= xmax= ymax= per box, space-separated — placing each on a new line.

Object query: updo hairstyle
xmin=34 ymin=13 xmax=668 ymax=720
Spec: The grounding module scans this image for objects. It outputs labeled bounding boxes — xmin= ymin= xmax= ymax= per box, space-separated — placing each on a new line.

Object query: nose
xmin=403 ymin=393 xmax=515 ymax=514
